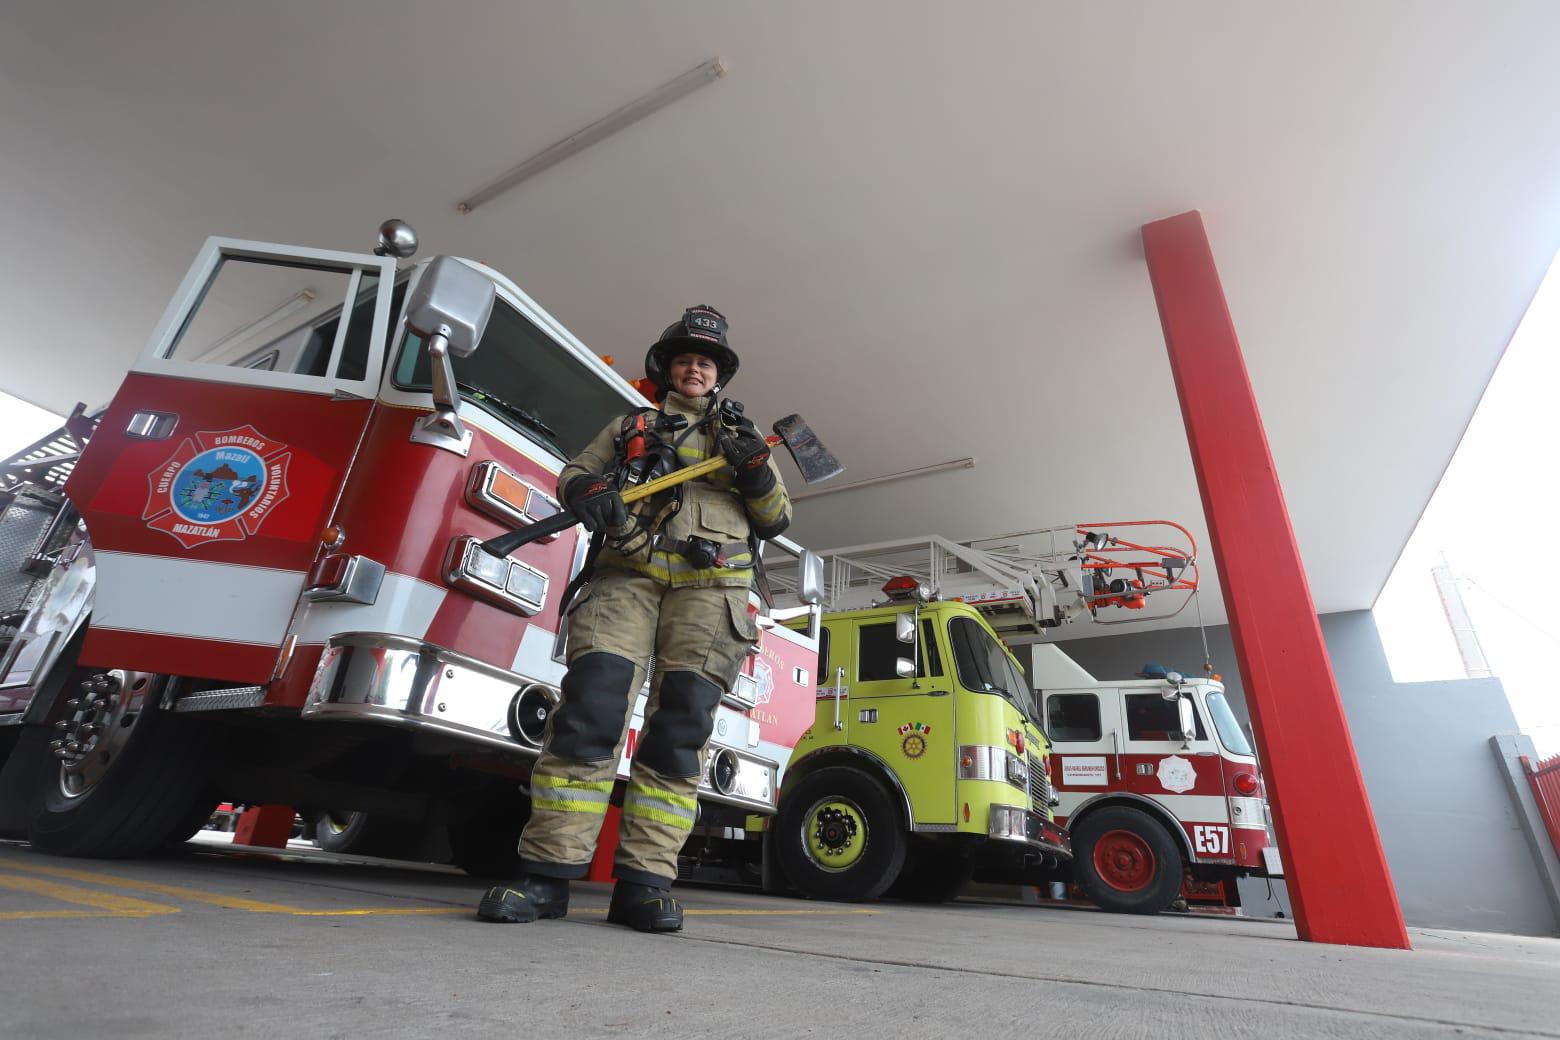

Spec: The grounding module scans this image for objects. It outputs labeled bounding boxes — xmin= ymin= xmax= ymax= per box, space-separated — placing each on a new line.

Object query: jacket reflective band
xmin=743 ymin=482 xmax=787 ymax=527
xmin=622 ymin=782 xmax=698 ymax=829
xmin=531 ymin=775 xmax=613 ymax=815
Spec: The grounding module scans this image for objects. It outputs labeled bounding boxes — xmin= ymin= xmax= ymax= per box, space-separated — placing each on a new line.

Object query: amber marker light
xmin=320 ymin=525 xmax=346 ymax=549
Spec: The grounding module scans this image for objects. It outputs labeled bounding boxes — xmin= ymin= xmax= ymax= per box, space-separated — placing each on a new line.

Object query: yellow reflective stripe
xmin=532 ymin=797 xmax=610 ymax=815
xmin=627 ymin=782 xmax=697 ymax=813
xmin=675 ymin=445 xmax=713 ymax=462
xmin=615 ymin=554 xmax=754 ymax=587
xmin=533 ymin=775 xmax=613 ymax=794
xmin=621 ymin=803 xmax=697 ymax=829
xmin=531 ymin=774 xmax=613 ymax=813
xmin=744 ymin=483 xmax=788 ymax=526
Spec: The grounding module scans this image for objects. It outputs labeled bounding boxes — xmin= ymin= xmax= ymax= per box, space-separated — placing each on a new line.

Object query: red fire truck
xmin=0 ymin=222 xmax=823 ymax=876
xmin=1038 ymin=652 xmax=1279 ymax=914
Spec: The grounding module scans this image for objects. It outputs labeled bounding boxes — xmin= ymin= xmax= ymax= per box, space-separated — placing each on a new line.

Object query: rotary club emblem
xmin=898 ymin=720 xmax=932 ymax=759
xmin=143 ymin=426 xmax=291 ymax=549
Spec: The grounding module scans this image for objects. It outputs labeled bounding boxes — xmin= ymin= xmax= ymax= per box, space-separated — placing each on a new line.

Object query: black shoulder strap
xmin=557 ymin=529 xmax=606 ymax=618
xmin=750 ymin=533 xmax=775 ymax=610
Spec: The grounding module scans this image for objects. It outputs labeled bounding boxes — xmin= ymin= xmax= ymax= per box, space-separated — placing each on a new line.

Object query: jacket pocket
xmin=696 ymin=493 xmax=748 ymax=541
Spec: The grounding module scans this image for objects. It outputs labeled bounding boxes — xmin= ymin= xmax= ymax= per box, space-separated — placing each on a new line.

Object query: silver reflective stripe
xmin=623 ymin=785 xmax=698 ymax=826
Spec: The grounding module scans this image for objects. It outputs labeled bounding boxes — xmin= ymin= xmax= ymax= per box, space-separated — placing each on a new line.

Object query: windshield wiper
xmin=457 ymin=381 xmax=561 ymax=449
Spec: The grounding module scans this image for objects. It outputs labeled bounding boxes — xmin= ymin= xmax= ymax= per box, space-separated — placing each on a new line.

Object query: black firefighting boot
xmin=606 ymin=881 xmax=684 ymax=933
xmin=476 ymin=874 xmax=570 ymax=923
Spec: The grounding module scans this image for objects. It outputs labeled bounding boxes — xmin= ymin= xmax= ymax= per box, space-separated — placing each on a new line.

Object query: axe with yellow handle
xmin=479 ymin=413 xmax=841 ymax=559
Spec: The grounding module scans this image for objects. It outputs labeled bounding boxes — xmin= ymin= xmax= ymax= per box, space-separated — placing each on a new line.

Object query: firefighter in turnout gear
xmin=478 ymin=306 xmax=791 ymax=932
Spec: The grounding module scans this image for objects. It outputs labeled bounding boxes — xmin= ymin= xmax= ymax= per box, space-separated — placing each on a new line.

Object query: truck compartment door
xmin=65 ymin=238 xmax=398 ymax=683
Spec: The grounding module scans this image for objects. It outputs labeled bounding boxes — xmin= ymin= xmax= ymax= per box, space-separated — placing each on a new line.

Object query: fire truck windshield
xmin=948 ymin=616 xmax=1039 ymax=722
xmin=393 ymin=296 xmax=634 ymax=459
xmin=1204 ymin=691 xmax=1254 ymax=755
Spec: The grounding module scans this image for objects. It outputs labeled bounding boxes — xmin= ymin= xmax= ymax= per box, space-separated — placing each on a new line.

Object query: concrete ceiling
xmin=4 ymin=1 xmax=1560 ymax=635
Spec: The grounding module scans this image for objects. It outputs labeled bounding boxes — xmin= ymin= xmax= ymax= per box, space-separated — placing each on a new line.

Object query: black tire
xmin=24 ymin=674 xmax=217 ymax=858
xmin=1072 ymin=806 xmax=1184 ymax=915
xmin=774 ymin=767 xmax=907 ymax=902
xmin=313 ymin=810 xmax=424 ymax=860
xmin=889 ymin=842 xmax=972 ymax=903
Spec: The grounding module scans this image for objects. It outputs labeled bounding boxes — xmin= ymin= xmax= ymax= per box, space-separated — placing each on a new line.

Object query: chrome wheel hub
xmin=50 ymin=671 xmax=151 ymax=800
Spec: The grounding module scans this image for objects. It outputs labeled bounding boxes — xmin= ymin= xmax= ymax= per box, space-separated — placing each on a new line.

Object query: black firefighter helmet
xmin=644 ymin=305 xmax=739 ymax=394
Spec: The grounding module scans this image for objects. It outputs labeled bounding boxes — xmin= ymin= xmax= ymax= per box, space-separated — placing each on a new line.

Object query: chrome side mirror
xmin=405 ymin=256 xmax=496 ymax=455
xmin=894 ymin=612 xmax=916 ymax=644
xmin=895 ymin=657 xmax=916 ymax=679
xmin=1177 ymin=695 xmax=1196 ymax=744
xmin=797 ymin=549 xmax=825 ymax=607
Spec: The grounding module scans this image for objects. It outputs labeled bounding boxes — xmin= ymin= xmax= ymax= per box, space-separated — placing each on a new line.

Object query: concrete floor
xmin=2 ymin=839 xmax=1557 ymax=1039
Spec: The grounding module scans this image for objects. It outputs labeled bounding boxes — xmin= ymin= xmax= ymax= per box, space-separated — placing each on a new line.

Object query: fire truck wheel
xmin=888 ymin=843 xmax=972 ymax=903
xmin=24 ymin=672 xmax=218 ymax=858
xmin=775 ymin=767 xmax=906 ymax=902
xmin=312 ymin=811 xmax=421 ymax=860
xmin=1072 ymin=806 xmax=1184 ymax=914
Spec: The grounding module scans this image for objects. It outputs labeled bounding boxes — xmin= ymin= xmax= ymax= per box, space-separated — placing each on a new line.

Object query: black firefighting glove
xmin=720 ymin=418 xmax=776 ymax=497
xmin=566 ymin=475 xmax=628 ymax=532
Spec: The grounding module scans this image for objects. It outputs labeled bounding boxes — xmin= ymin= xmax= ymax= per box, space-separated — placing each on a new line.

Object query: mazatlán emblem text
xmin=143 ymin=426 xmax=291 ymax=549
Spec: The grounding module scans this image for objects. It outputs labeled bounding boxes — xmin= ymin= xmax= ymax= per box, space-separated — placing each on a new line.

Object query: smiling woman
xmin=0 ymin=392 xmax=65 ymax=460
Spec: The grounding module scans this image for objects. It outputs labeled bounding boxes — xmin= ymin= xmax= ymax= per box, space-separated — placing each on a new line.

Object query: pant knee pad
xmin=636 ymin=669 xmax=723 ymax=778
xmin=549 ymin=652 xmax=637 ymax=762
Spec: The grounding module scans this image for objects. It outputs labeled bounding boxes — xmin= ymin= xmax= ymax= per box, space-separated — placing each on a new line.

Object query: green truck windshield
xmin=948 ymin=615 xmax=1037 ymax=722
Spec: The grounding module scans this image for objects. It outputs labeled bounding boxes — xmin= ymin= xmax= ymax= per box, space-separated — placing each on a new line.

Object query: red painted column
xmin=1141 ymin=210 xmax=1410 ymax=949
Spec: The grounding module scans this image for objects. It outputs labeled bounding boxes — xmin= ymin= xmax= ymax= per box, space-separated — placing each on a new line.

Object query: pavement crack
xmin=676 ymin=933 xmax=1560 ymax=1039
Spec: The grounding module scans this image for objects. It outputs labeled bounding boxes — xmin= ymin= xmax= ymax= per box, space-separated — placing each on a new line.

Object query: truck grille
xmin=1028 ymin=753 xmax=1053 ymax=815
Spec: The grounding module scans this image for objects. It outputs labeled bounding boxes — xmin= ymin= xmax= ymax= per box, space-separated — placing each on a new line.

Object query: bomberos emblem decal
xmin=143 ymin=426 xmax=291 ymax=549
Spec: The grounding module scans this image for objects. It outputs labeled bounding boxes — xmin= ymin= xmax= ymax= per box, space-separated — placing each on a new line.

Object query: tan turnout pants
xmin=517 ymin=569 xmax=757 ymax=885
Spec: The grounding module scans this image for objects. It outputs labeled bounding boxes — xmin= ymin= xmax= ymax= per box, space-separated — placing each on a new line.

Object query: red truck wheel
xmin=1072 ymin=806 xmax=1183 ymax=914
xmin=21 ymin=672 xmax=217 ymax=858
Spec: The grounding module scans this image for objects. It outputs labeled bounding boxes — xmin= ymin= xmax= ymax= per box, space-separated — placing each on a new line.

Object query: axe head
xmin=772 ymin=414 xmax=844 ymax=485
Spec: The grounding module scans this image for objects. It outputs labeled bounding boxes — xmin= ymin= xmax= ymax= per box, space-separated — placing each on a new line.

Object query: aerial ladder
xmin=764 ymin=521 xmax=1200 ymax=640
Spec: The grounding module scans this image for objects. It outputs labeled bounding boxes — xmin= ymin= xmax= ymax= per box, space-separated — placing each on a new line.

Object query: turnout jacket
xmin=558 ymin=391 xmax=791 ymax=588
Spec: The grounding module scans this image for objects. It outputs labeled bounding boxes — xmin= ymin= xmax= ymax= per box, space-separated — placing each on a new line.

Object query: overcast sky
xmin=1373 ymin=249 xmax=1560 ymax=757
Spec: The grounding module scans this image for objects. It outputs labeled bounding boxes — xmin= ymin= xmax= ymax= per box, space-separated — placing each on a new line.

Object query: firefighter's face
xmin=669 ymin=353 xmax=718 ymax=396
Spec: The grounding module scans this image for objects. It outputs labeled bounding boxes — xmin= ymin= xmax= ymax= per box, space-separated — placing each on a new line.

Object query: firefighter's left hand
xmin=720 ymin=422 xmax=774 ymax=494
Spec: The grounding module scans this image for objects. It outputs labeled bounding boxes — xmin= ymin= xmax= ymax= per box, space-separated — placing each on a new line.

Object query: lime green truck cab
xmin=772 ymin=580 xmax=1070 ymax=901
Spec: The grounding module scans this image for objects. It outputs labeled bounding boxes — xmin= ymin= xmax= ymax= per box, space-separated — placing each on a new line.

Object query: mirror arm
xmin=411 ymin=331 xmax=473 ymax=457
xmin=910 ymin=604 xmax=921 ymax=689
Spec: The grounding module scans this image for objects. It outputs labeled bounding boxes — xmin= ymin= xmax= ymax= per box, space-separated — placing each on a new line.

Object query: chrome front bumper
xmin=302 ymin=632 xmax=782 ymax=813
xmin=303 ymin=632 xmax=533 ymax=753
xmin=989 ymin=805 xmax=1073 ymax=861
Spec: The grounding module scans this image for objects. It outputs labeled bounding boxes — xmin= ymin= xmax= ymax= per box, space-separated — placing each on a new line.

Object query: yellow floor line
xmin=285 ymin=907 xmax=469 ymax=917
xmin=0 ymin=872 xmax=179 ymax=918
xmin=0 ymin=860 xmax=299 ymax=912
xmin=0 ymin=858 xmax=880 ymax=919
xmin=0 ymin=910 xmax=158 ymax=921
xmin=569 ymin=907 xmax=879 ymax=917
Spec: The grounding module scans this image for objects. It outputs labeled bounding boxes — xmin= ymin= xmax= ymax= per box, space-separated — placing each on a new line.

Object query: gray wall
xmin=1046 ymin=609 xmax=1559 ymax=937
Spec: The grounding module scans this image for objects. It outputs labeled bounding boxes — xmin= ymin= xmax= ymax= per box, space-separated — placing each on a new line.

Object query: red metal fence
xmin=1522 ymin=753 xmax=1560 ymax=859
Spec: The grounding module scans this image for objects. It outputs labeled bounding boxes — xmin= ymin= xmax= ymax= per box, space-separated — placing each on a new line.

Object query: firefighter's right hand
xmin=568 ymin=477 xmax=628 ymax=532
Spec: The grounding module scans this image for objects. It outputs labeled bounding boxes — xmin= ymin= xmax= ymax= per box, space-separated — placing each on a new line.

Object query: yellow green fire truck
xmin=769 ymin=577 xmax=1068 ymax=901
xmin=761 ymin=525 xmax=1195 ymax=901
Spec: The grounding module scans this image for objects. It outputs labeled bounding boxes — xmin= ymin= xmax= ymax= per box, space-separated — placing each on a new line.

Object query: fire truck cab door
xmin=65 ymin=238 xmax=399 ymax=684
